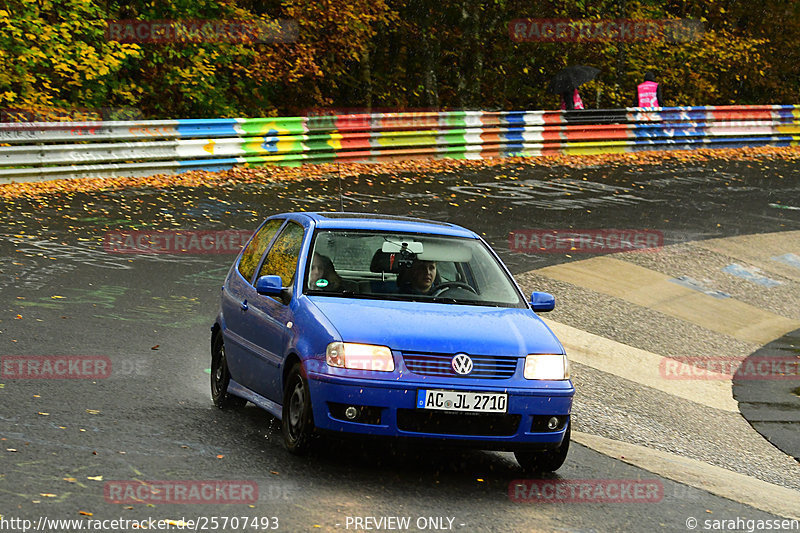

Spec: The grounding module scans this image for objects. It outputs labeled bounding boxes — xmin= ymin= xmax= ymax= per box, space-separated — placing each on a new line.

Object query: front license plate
xmin=416 ymin=389 xmax=508 ymax=413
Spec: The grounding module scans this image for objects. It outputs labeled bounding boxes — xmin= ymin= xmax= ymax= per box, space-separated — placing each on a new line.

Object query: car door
xmin=241 ymin=220 xmax=306 ymax=402
xmin=221 ymin=218 xmax=285 ymax=392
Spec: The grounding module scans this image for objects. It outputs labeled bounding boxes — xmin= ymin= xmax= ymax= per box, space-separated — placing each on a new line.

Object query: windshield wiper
xmin=428 ymin=296 xmax=460 ymax=304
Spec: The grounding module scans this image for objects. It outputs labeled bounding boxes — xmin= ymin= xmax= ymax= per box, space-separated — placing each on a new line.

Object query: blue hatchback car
xmin=211 ymin=212 xmax=573 ymax=472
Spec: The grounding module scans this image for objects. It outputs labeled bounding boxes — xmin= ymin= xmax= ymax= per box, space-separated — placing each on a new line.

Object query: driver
xmin=399 ymin=259 xmax=437 ymax=294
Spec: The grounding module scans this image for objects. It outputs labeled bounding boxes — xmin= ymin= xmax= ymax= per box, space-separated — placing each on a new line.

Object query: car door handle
xmin=240 ymin=300 xmax=248 ymax=311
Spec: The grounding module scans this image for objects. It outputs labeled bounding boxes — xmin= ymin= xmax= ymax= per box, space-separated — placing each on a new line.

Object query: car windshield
xmin=304 ymin=230 xmax=526 ymax=308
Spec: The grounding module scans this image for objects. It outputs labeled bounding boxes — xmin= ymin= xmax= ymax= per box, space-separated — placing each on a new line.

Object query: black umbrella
xmin=547 ymin=65 xmax=600 ymax=94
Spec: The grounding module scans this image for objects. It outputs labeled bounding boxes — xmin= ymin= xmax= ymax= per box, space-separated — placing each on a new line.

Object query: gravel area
xmin=619 ymin=243 xmax=800 ymax=321
xmin=516 ymin=271 xmax=761 ymax=361
xmin=570 ymin=361 xmax=800 ymax=491
xmin=514 ymin=238 xmax=800 ymax=491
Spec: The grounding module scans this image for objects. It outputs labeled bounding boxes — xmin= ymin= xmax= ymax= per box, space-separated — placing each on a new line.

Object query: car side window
xmin=257 ymin=221 xmax=305 ymax=287
xmin=238 ymin=219 xmax=283 ymax=283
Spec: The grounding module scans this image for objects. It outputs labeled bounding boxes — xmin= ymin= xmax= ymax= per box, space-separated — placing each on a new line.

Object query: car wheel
xmin=282 ymin=362 xmax=315 ymax=454
xmin=514 ymin=424 xmax=570 ymax=473
xmin=211 ymin=331 xmax=247 ymax=409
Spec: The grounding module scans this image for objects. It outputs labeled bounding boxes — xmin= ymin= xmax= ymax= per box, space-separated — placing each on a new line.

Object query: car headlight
xmin=524 ymin=354 xmax=570 ymax=380
xmin=326 ymin=342 xmax=395 ymax=372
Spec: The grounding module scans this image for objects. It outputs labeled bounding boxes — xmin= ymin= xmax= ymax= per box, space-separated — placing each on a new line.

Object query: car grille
xmin=396 ymin=409 xmax=521 ymax=436
xmin=401 ymin=352 xmax=519 ymax=379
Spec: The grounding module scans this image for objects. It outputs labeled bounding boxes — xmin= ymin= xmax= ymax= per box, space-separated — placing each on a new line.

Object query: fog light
xmin=344 ymin=406 xmax=359 ymax=420
xmin=547 ymin=417 xmax=560 ymax=430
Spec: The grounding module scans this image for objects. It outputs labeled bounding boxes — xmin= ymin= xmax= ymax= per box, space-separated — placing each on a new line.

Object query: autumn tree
xmin=0 ymin=0 xmax=141 ymax=117
xmin=0 ymin=0 xmax=793 ymax=119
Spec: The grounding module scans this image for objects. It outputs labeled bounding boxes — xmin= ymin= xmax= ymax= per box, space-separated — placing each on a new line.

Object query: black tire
xmin=282 ymin=362 xmax=315 ymax=454
xmin=210 ymin=330 xmax=247 ymax=409
xmin=514 ymin=424 xmax=570 ymax=473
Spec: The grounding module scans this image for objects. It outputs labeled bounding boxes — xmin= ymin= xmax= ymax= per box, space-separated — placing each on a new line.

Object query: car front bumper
xmin=306 ymin=369 xmax=573 ymax=450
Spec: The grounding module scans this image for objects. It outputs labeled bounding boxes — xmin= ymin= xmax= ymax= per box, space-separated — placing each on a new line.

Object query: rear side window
xmin=257 ymin=221 xmax=305 ymax=286
xmin=238 ymin=219 xmax=283 ymax=282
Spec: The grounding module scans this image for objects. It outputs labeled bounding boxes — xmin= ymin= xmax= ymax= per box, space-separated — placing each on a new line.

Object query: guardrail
xmin=1 ymin=105 xmax=799 ymax=183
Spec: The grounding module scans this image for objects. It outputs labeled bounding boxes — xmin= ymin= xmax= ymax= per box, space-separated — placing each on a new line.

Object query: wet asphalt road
xmin=1 ymin=157 xmax=799 ymax=532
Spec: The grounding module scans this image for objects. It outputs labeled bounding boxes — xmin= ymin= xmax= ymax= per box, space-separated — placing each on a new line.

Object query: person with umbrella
xmin=548 ymin=65 xmax=599 ymax=110
xmin=560 ymin=89 xmax=584 ymax=110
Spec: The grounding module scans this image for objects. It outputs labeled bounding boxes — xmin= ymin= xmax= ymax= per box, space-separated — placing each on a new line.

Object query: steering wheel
xmin=431 ymin=281 xmax=478 ymax=297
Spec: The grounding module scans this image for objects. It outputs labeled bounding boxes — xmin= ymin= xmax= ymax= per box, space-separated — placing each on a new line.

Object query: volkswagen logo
xmin=451 ymin=353 xmax=473 ymax=375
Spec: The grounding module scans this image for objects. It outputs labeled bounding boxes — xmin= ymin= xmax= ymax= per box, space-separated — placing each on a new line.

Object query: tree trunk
xmin=361 ymin=47 xmax=373 ymax=110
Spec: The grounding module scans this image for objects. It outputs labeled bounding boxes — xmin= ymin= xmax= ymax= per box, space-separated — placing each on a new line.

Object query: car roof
xmin=277 ymin=212 xmax=479 ymax=239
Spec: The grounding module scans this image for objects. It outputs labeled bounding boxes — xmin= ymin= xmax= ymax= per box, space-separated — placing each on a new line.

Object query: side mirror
xmin=530 ymin=291 xmax=555 ymax=312
xmin=256 ymin=275 xmax=284 ymax=296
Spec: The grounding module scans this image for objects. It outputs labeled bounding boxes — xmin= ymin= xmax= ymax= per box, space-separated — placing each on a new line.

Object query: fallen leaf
xmin=86 ymin=409 xmax=100 ymax=415
xmin=87 ymin=476 xmax=103 ymax=481
xmin=78 ymin=511 xmax=93 ymax=517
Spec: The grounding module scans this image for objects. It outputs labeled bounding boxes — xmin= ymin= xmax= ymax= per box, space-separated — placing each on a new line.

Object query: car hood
xmin=307 ymin=297 xmax=563 ymax=356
